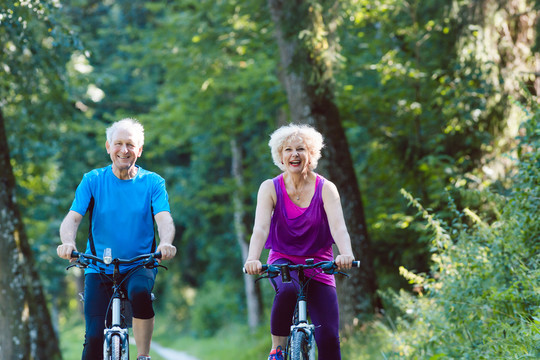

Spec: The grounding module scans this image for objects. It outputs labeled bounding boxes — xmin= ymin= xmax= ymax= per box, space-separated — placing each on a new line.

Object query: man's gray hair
xmin=106 ymin=118 xmax=145 ymax=147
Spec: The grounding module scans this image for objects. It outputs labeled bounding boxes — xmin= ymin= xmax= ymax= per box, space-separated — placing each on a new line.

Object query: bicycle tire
xmin=110 ymin=334 xmax=122 ymax=360
xmin=289 ymin=330 xmax=311 ymax=360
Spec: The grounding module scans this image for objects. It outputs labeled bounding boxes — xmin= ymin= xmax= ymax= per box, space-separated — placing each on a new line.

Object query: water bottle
xmin=103 ymin=248 xmax=112 ymax=265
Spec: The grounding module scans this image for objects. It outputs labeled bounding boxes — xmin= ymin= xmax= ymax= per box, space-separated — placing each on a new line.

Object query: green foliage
xmin=189 ymin=280 xmax=245 ymax=337
xmin=131 ymin=0 xmax=283 ymax=290
xmin=4 ymin=0 xmax=539 ymax=347
xmin=0 ymin=0 xmax=86 ymax=308
xmin=374 ymin=102 xmax=539 ymax=359
xmin=336 ymin=0 xmax=537 ymax=288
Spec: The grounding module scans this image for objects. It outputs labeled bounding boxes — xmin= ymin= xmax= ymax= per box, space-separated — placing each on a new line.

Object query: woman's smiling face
xmin=281 ymin=136 xmax=309 ymax=174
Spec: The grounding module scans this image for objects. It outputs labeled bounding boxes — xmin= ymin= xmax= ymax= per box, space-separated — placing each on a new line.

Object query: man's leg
xmin=132 ymin=317 xmax=155 ymax=356
xmin=126 ymin=268 xmax=157 ymax=357
xmin=82 ymin=274 xmax=113 ymax=360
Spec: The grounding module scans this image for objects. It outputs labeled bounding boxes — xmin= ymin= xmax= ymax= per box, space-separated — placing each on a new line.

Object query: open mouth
xmin=290 ymin=160 xmax=301 ymax=166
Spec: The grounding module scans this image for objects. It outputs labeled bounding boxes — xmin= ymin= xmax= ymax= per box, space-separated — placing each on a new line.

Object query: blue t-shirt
xmin=70 ymin=165 xmax=170 ymax=274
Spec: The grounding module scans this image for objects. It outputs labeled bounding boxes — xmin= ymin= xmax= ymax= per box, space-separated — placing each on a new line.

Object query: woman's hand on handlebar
xmin=156 ymin=243 xmax=176 ymax=261
xmin=244 ymin=259 xmax=263 ymax=275
xmin=57 ymin=243 xmax=77 ymax=260
xmin=335 ymin=254 xmax=355 ymax=271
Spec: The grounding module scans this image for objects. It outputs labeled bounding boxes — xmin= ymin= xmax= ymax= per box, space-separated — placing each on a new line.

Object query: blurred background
xmin=1 ymin=1 xmax=539 ymax=359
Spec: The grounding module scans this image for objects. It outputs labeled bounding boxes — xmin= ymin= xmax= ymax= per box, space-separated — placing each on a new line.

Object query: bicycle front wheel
xmin=105 ymin=334 xmax=122 ymax=360
xmin=289 ymin=330 xmax=312 ymax=360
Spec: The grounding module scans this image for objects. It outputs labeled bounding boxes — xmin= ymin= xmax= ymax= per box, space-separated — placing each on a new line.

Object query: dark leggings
xmin=82 ymin=268 xmax=156 ymax=360
xmin=270 ymin=259 xmax=341 ymax=359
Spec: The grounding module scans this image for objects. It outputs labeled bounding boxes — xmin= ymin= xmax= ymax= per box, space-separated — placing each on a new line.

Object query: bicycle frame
xmin=255 ymin=259 xmax=360 ymax=360
xmin=290 ymin=266 xmax=316 ymax=359
xmin=103 ymin=270 xmax=130 ymax=360
xmin=68 ymin=249 xmax=162 ymax=360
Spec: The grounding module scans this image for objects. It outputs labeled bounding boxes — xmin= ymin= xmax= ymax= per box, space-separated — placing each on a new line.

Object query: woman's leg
xmin=269 ymin=260 xmax=298 ymax=351
xmin=307 ymin=281 xmax=341 ymax=359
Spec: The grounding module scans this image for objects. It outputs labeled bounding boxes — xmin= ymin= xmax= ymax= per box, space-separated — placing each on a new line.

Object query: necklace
xmin=294 ymin=181 xmax=306 ymax=201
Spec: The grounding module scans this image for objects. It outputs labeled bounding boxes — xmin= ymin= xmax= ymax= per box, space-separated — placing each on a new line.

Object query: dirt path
xmin=152 ymin=342 xmax=199 ymax=360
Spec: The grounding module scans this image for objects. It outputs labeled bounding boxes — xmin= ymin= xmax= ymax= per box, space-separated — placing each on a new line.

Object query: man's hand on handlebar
xmin=156 ymin=243 xmax=176 ymax=261
xmin=57 ymin=244 xmax=77 ymax=260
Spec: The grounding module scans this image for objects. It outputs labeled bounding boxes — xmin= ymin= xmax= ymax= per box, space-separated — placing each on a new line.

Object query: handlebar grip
xmin=155 ymin=252 xmax=162 ymax=259
xmin=352 ymin=260 xmax=361 ymax=268
xmin=71 ymin=250 xmax=81 ymax=258
xmin=242 ymin=264 xmax=268 ymax=274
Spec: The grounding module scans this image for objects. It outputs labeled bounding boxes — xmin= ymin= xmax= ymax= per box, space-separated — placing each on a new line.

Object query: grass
xmin=151 ymin=314 xmax=388 ymax=360
xmin=60 ymin=311 xmax=388 ymax=360
xmin=59 ymin=313 xmax=167 ymax=360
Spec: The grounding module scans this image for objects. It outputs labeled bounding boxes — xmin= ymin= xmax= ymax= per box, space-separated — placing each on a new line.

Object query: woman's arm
xmin=244 ymin=179 xmax=276 ymax=274
xmin=322 ymin=180 xmax=355 ymax=270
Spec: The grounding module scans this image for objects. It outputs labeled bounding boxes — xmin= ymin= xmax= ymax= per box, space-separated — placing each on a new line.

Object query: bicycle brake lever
xmin=336 ymin=271 xmax=350 ymax=277
xmin=321 ymin=263 xmax=338 ymax=275
xmin=144 ymin=260 xmax=165 ymax=270
xmin=67 ymin=260 xmax=87 ymax=270
xmin=255 ymin=269 xmax=279 ymax=283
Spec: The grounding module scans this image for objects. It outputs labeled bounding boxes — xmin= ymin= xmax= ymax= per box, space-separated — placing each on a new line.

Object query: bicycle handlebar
xmin=243 ymin=259 xmax=360 ymax=274
xmin=70 ymin=250 xmax=162 ymax=265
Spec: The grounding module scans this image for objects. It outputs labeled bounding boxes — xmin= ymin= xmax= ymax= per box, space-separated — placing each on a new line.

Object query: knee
xmin=129 ymin=285 xmax=152 ymax=304
xmin=129 ymin=287 xmax=154 ymax=319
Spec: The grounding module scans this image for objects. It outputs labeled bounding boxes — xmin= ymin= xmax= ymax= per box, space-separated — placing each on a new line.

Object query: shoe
xmin=268 ymin=346 xmax=284 ymax=360
xmin=137 ymin=356 xmax=151 ymax=360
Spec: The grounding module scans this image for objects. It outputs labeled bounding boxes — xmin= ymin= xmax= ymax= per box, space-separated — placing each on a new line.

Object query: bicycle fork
xmin=103 ymin=295 xmax=129 ymax=360
xmin=290 ymin=296 xmax=316 ymax=359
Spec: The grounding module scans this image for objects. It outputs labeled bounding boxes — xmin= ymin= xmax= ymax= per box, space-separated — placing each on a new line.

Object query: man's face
xmin=105 ymin=127 xmax=143 ymax=172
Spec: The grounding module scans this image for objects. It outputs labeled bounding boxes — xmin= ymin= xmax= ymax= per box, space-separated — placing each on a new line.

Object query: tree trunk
xmin=231 ymin=138 xmax=264 ymax=329
xmin=0 ymin=108 xmax=62 ymax=359
xmin=267 ymin=0 xmax=379 ymax=322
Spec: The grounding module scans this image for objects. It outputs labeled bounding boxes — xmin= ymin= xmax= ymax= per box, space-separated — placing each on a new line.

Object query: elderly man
xmin=57 ymin=118 xmax=176 ymax=360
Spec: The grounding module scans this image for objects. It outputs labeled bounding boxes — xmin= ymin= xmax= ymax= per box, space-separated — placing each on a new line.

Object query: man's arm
xmin=58 ymin=210 xmax=83 ymax=259
xmin=154 ymin=211 xmax=176 ymax=260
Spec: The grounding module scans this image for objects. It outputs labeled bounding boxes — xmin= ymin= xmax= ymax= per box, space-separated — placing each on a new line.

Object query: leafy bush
xmin=375 ymin=105 xmax=539 ymax=359
xmin=189 ymin=280 xmax=245 ymax=337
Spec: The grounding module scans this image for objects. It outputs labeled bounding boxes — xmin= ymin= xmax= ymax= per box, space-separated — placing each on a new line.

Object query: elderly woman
xmin=244 ymin=123 xmax=355 ymax=360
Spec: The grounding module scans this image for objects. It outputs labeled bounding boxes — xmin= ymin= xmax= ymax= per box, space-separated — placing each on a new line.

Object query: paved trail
xmin=152 ymin=342 xmax=199 ymax=360
xmin=130 ymin=339 xmax=199 ymax=360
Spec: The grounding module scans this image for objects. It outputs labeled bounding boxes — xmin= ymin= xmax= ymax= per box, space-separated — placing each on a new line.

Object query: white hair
xmin=268 ymin=123 xmax=324 ymax=171
xmin=106 ymin=118 xmax=145 ymax=147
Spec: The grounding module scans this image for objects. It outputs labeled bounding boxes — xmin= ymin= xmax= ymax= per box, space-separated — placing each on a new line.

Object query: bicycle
xmin=246 ymin=259 xmax=360 ymax=360
xmin=67 ymin=248 xmax=165 ymax=360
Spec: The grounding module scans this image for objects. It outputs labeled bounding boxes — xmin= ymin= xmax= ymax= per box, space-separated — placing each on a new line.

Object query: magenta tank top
xmin=266 ymin=173 xmax=335 ymax=286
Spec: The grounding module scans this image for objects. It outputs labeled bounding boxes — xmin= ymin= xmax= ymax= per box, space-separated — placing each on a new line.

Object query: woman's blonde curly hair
xmin=268 ymin=123 xmax=325 ymax=171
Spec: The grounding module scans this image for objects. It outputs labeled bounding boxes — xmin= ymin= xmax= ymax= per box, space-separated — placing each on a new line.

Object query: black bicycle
xmin=248 ymin=259 xmax=360 ymax=360
xmin=67 ymin=248 xmax=164 ymax=360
